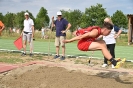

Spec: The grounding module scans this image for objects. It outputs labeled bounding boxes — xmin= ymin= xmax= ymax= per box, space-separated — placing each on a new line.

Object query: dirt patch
xmin=0 ymin=55 xmax=133 ymax=88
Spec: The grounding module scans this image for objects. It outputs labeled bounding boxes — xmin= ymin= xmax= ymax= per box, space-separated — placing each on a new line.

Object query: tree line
xmin=0 ymin=4 xmax=128 ymax=32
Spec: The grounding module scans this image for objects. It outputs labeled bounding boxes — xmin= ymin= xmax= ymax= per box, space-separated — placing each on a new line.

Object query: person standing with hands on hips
xmin=21 ymin=12 xmax=34 ymax=57
xmin=52 ymin=11 xmax=71 ymax=60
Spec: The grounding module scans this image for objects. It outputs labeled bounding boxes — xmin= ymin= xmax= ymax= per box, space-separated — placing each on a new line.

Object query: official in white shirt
xmin=21 ymin=12 xmax=34 ymax=56
xmin=102 ymin=17 xmax=122 ymax=68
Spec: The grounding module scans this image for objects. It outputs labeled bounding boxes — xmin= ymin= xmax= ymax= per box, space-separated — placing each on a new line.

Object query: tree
xmin=61 ymin=9 xmax=82 ymax=32
xmin=4 ymin=12 xmax=15 ymax=28
xmin=0 ymin=13 xmax=4 ymax=22
xmin=35 ymin=7 xmax=50 ymax=29
xmin=61 ymin=10 xmax=70 ymax=20
xmin=80 ymin=13 xmax=88 ymax=28
xmin=85 ymin=3 xmax=109 ymax=27
xmin=111 ymin=10 xmax=128 ymax=29
xmin=14 ymin=11 xmax=25 ymax=29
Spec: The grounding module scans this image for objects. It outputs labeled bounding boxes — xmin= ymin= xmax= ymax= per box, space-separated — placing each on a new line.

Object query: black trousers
xmin=104 ymin=44 xmax=115 ymax=64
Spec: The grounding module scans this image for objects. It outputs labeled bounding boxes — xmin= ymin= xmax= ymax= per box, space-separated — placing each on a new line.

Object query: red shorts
xmin=77 ymin=38 xmax=95 ymax=51
xmin=76 ymin=26 xmax=101 ymax=51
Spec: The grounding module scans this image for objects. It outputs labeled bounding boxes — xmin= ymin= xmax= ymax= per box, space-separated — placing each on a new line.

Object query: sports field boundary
xmin=0 ymin=49 xmax=133 ymax=62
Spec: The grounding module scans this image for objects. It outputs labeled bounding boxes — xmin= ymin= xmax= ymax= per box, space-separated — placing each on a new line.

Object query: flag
xmin=14 ymin=36 xmax=23 ymax=50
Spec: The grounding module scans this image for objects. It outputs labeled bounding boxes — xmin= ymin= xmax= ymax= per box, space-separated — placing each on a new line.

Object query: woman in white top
xmin=41 ymin=27 xmax=45 ymax=39
xmin=102 ymin=17 xmax=122 ymax=68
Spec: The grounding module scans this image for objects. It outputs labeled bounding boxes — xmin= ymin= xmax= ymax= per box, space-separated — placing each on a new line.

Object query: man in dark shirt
xmin=52 ymin=11 xmax=71 ymax=60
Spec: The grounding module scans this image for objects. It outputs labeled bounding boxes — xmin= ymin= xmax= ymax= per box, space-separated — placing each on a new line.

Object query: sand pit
xmin=0 ymin=59 xmax=133 ymax=88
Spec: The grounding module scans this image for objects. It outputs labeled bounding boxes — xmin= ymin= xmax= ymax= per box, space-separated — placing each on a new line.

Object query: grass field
xmin=0 ymin=38 xmax=133 ymax=61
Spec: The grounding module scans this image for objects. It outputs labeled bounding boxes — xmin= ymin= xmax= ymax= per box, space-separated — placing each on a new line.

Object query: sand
xmin=0 ymin=58 xmax=133 ymax=88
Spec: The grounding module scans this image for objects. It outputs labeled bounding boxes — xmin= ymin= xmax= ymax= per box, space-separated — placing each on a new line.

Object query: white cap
xmin=57 ymin=11 xmax=62 ymax=15
xmin=24 ymin=12 xmax=29 ymax=16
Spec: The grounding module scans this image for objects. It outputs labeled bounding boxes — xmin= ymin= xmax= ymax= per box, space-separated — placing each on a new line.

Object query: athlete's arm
xmin=63 ymin=29 xmax=98 ymax=43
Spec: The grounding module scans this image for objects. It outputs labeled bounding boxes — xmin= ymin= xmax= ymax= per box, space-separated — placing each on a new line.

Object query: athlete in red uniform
xmin=63 ymin=22 xmax=125 ymax=68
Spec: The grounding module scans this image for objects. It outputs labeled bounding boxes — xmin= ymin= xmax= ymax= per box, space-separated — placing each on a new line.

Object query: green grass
xmin=0 ymin=52 xmax=23 ymax=64
xmin=0 ymin=52 xmax=46 ymax=64
xmin=0 ymin=52 xmax=132 ymax=69
xmin=0 ymin=38 xmax=133 ymax=61
xmin=0 ymin=57 xmax=24 ymax=64
xmin=0 ymin=31 xmax=132 ymax=60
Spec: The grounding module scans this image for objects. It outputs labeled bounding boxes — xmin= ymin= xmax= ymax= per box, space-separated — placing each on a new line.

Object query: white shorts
xmin=23 ymin=32 xmax=32 ymax=43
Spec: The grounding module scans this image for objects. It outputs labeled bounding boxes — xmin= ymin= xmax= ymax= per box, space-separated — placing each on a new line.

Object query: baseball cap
xmin=57 ymin=11 xmax=62 ymax=15
xmin=24 ymin=12 xmax=29 ymax=16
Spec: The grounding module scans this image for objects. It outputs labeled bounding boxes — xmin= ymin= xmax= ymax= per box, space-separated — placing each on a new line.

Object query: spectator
xmin=13 ymin=28 xmax=16 ymax=32
xmin=41 ymin=27 xmax=45 ymax=39
xmin=21 ymin=12 xmax=34 ymax=57
xmin=52 ymin=11 xmax=71 ymax=60
xmin=102 ymin=17 xmax=122 ymax=68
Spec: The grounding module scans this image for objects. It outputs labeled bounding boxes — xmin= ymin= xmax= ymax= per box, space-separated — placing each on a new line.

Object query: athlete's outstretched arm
xmin=63 ymin=29 xmax=98 ymax=43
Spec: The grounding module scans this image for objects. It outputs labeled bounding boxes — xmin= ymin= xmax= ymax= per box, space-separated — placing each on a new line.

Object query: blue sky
xmin=0 ymin=0 xmax=133 ymax=18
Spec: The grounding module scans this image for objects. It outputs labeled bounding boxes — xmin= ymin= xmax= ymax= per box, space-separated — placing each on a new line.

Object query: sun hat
xmin=57 ymin=11 xmax=62 ymax=15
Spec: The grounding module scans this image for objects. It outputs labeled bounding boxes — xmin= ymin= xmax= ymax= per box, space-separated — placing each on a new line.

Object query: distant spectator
xmin=41 ymin=27 xmax=45 ymax=39
xmin=13 ymin=28 xmax=16 ymax=32
xmin=16 ymin=28 xmax=20 ymax=34
xmin=9 ymin=27 xmax=13 ymax=33
xmin=9 ymin=27 xmax=13 ymax=35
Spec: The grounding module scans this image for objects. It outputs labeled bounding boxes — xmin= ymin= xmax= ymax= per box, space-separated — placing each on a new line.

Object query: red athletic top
xmin=76 ymin=26 xmax=101 ymax=51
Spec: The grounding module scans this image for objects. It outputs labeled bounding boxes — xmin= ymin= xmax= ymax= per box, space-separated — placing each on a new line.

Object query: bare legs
xmin=89 ymin=40 xmax=112 ymax=60
xmin=56 ymin=46 xmax=65 ymax=56
xmin=23 ymin=40 xmax=27 ymax=53
xmin=62 ymin=46 xmax=65 ymax=56
xmin=56 ymin=46 xmax=60 ymax=56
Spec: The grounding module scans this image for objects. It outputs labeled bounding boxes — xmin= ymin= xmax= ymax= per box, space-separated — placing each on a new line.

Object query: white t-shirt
xmin=13 ymin=28 xmax=16 ymax=32
xmin=41 ymin=28 xmax=45 ymax=32
xmin=103 ymin=27 xmax=116 ymax=44
xmin=23 ymin=18 xmax=34 ymax=33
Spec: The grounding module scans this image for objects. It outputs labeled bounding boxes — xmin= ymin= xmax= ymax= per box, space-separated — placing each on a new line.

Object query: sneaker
xmin=107 ymin=61 xmax=112 ymax=65
xmin=111 ymin=64 xmax=115 ymax=69
xmin=21 ymin=53 xmax=26 ymax=56
xmin=29 ymin=53 xmax=33 ymax=57
xmin=121 ymin=58 xmax=126 ymax=64
xmin=102 ymin=64 xmax=108 ymax=67
xmin=115 ymin=58 xmax=126 ymax=69
xmin=54 ymin=55 xmax=60 ymax=59
xmin=60 ymin=56 xmax=65 ymax=60
xmin=116 ymin=58 xmax=121 ymax=61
